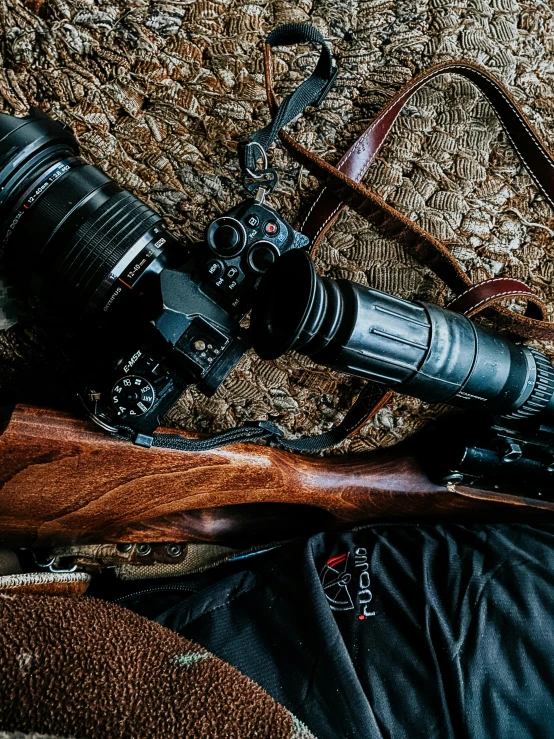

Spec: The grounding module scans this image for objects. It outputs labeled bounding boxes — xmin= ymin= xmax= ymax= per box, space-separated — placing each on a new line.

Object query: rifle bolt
xmin=500 ymin=441 xmax=522 ymax=462
xmin=136 ymin=543 xmax=152 ymax=557
xmin=166 ymin=543 xmax=183 ymax=558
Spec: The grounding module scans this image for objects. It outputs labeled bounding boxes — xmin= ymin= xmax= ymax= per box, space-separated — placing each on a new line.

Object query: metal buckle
xmin=244 ymin=141 xmax=269 ymax=179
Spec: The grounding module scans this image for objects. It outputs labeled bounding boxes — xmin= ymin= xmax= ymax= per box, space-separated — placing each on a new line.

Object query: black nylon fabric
xmin=95 ymin=523 xmax=554 ymax=738
xmin=238 ymin=23 xmax=337 ymax=177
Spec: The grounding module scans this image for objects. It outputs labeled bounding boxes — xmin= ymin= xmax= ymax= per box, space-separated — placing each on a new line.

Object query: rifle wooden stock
xmin=0 ymin=405 xmax=552 ymax=547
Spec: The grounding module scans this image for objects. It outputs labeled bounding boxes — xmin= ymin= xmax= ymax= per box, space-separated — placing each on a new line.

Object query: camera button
xmin=214 ymin=224 xmax=240 ymax=252
xmin=247 ymin=214 xmax=260 ymax=228
xmin=226 ymin=266 xmax=239 ymax=279
xmin=207 ymin=217 xmax=246 ymax=257
xmin=206 ymin=259 xmax=224 ymax=278
xmin=247 ymin=241 xmax=279 ymax=274
xmin=264 ymin=221 xmax=279 ymax=236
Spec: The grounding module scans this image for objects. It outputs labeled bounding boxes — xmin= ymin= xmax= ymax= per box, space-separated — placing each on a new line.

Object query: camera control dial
xmin=111 ymin=375 xmax=156 ymax=418
xmin=247 ymin=241 xmax=279 ymax=273
xmin=207 ymin=217 xmax=247 ymax=258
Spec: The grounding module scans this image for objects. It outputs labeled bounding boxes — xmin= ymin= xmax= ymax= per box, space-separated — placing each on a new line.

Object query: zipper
xmin=113 ymin=583 xmax=196 ymax=604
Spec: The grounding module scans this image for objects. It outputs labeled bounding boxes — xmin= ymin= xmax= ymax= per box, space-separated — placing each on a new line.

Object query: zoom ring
xmin=508 ymin=349 xmax=554 ymax=419
xmin=50 ymin=190 xmax=163 ymax=305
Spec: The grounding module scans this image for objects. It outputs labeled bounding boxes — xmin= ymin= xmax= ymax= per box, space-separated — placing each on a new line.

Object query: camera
xmin=251 ymin=249 xmax=554 ymax=421
xmin=0 ymin=111 xmax=308 ymax=438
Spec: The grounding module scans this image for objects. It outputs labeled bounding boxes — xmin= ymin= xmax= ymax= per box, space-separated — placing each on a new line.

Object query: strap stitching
xmin=301 ymin=185 xmax=327 ymax=232
xmin=449 ymin=276 xmax=533 ymax=302
xmin=302 ymin=64 xmax=554 ymax=242
xmin=462 ymin=289 xmax=543 ymax=314
xmin=301 ymin=82 xmax=413 ymax=236
xmin=346 ymin=65 xmax=554 ymax=198
xmin=451 ymin=66 xmax=554 ymax=209
xmin=311 ymin=201 xmax=343 ymax=244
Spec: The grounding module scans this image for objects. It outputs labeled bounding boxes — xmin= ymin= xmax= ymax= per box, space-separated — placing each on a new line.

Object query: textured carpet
xmin=0 ymin=0 xmax=553 ymax=453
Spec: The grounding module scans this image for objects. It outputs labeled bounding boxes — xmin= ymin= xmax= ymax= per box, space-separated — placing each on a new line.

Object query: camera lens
xmin=0 ymin=111 xmax=173 ymax=315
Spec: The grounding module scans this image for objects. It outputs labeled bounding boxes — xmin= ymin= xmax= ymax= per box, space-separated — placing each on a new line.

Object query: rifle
xmin=1 ymin=404 xmax=553 ymax=550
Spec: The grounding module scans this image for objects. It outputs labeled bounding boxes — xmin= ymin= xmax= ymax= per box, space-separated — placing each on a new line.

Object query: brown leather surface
xmin=339 ymin=385 xmax=393 ymax=438
xmin=447 ymin=278 xmax=549 ymax=318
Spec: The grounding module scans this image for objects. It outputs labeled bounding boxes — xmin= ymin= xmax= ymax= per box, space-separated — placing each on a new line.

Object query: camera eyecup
xmin=251 ymin=249 xmax=333 ymax=359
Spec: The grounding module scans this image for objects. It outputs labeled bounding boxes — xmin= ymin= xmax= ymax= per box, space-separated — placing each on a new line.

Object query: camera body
xmin=86 ymin=196 xmax=309 ymax=436
xmin=0 ymin=111 xmax=308 ymax=438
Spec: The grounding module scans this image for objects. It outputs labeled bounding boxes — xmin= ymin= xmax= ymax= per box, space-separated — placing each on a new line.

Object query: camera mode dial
xmin=207 ymin=217 xmax=247 ymax=258
xmin=111 ymin=375 xmax=156 ymax=418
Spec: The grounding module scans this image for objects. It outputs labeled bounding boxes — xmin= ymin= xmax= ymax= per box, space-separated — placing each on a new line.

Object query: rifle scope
xmin=251 ymin=250 xmax=554 ymax=420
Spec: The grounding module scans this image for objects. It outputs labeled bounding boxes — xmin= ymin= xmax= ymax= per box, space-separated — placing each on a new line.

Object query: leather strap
xmin=447 ymin=278 xmax=549 ymax=318
xmin=261 ymin=47 xmax=554 ymax=440
xmin=263 ymin=48 xmax=554 ymax=341
xmin=299 ymin=61 xmax=554 ymax=240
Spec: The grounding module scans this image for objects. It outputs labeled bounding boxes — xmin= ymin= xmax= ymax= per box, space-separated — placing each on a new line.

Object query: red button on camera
xmin=264 ymin=221 xmax=279 ymax=236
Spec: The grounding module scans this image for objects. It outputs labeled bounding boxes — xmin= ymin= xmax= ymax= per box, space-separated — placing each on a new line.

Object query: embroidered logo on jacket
xmin=319 ymin=548 xmax=376 ymax=619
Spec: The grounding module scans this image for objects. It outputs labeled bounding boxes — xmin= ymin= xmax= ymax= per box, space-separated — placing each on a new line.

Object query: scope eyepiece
xmin=251 ymin=249 xmax=554 ymax=420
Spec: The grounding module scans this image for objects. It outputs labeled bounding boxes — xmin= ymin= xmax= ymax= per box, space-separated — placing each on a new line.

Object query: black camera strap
xmin=134 ymin=26 xmax=380 ymax=455
xmin=238 ymin=23 xmax=337 ymax=194
xmin=135 ymin=383 xmax=391 ymax=453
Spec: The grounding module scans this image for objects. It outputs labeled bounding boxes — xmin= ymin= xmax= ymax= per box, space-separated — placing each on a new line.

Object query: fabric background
xmin=0 ymin=593 xmax=314 ymax=738
xmin=0 ymin=0 xmax=553 ymax=453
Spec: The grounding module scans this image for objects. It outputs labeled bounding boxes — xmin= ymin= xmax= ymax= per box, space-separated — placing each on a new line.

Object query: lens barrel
xmin=251 ymin=250 xmax=554 ymax=419
xmin=0 ymin=111 xmax=170 ymax=313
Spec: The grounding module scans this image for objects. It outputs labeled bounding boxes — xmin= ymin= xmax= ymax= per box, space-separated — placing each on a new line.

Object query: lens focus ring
xmin=507 ymin=349 xmax=554 ymax=419
xmin=54 ymin=191 xmax=162 ymax=304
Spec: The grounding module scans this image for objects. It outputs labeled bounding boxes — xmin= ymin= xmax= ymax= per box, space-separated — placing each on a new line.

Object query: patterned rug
xmin=0 ymin=0 xmax=553 ymax=453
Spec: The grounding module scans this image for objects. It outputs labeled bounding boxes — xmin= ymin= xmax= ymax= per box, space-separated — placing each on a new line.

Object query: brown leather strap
xmin=263 ymin=48 xmax=554 ymax=343
xmin=262 ymin=48 xmax=554 ymax=438
xmin=300 ymin=60 xmax=554 ymax=242
xmin=447 ymin=278 xmax=549 ymax=318
xmin=338 ymin=384 xmax=393 ymax=439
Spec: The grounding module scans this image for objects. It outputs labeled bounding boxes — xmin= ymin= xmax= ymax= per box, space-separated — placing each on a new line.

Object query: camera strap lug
xmin=254 ymin=186 xmax=268 ymax=204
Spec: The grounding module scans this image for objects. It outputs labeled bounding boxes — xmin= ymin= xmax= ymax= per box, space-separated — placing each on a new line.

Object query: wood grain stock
xmin=0 ymin=405 xmax=550 ymax=546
